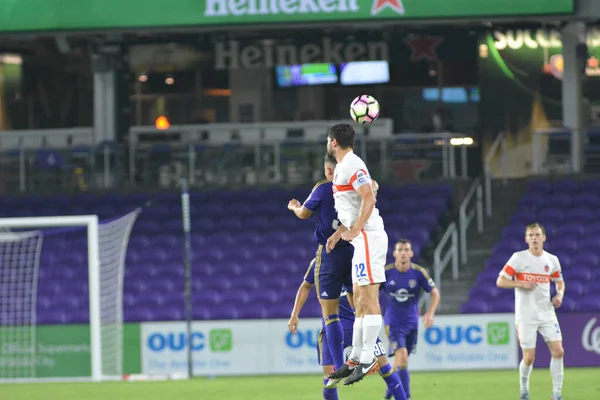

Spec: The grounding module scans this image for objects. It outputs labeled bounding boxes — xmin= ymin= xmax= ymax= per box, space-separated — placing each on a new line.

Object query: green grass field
xmin=3 ymin=368 xmax=600 ymax=400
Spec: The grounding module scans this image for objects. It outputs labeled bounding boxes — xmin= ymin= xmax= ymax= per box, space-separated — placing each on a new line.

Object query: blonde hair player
xmin=496 ymin=222 xmax=565 ymax=400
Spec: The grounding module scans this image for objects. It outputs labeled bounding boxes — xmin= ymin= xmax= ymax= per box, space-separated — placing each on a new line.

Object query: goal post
xmin=0 ymin=211 xmax=139 ymax=382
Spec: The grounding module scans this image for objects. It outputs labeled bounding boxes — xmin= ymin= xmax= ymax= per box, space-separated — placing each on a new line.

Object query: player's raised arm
xmin=287 ymin=199 xmax=313 ymax=219
xmin=341 ymin=171 xmax=376 ymax=241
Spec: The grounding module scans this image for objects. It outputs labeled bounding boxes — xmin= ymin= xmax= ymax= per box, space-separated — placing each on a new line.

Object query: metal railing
xmin=459 ymin=178 xmax=483 ymax=265
xmin=0 ymin=124 xmax=477 ymax=193
xmin=433 ymin=222 xmax=459 ymax=294
xmin=483 ymin=131 xmax=507 ymax=218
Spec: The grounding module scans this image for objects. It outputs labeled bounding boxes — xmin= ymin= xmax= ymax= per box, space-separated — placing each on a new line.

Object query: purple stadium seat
xmin=556 ymin=297 xmax=577 ymax=312
xmin=570 ymin=252 xmax=599 ymax=268
xmin=546 ymin=194 xmax=572 ymax=209
xmin=586 ymin=281 xmax=600 ymax=295
xmin=554 ymin=179 xmax=579 ymax=193
xmin=537 ymin=208 xmax=564 ymax=224
xmin=562 ymin=268 xmax=592 ymax=282
xmin=488 ymin=300 xmax=514 ymax=313
xmin=251 ymin=290 xmax=280 ymax=305
xmin=577 ymin=297 xmax=600 ymax=312
xmin=548 ymin=237 xmax=578 ymax=253
xmin=580 ymin=179 xmax=600 ymax=193
xmin=460 ymin=301 xmax=490 ymax=314
xmin=519 ymin=193 xmax=545 ymax=209
xmin=238 ymin=305 xmax=269 ymax=319
xmin=510 ymin=209 xmax=536 ymax=225
xmin=527 ymin=180 xmax=553 ymax=194
xmin=573 ymin=193 xmax=600 ymax=209
xmin=493 ymin=239 xmax=522 ymax=255
xmin=557 ymin=222 xmax=586 ymax=237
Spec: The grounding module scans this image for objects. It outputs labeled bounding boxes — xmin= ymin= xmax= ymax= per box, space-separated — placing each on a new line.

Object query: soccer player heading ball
xmin=497 ymin=223 xmax=565 ymax=400
xmin=326 ymin=123 xmax=388 ymax=386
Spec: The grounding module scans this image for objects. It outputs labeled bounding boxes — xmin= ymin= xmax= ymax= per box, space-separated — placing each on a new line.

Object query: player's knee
xmin=394 ymin=350 xmax=408 ymax=368
xmin=550 ymin=345 xmax=564 ymax=359
xmin=522 ymin=350 xmax=535 ymax=365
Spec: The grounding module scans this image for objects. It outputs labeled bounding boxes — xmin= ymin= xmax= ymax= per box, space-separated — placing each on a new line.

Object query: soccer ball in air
xmin=350 ymin=95 xmax=380 ymax=124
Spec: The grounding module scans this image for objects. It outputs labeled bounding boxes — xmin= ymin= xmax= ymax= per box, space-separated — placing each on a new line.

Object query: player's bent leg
xmin=519 ymin=348 xmax=535 ymax=400
xmin=517 ymin=324 xmax=537 ymax=400
xmin=393 ymin=348 xmax=411 ymax=400
xmin=322 ymin=366 xmax=338 ymax=400
xmin=538 ymin=319 xmax=564 ymax=399
xmin=320 ymin=299 xmax=345 ymax=372
xmin=547 ymin=341 xmax=564 ymax=400
xmin=375 ymin=338 xmax=407 ymax=400
xmin=344 ymin=282 xmax=364 ymax=363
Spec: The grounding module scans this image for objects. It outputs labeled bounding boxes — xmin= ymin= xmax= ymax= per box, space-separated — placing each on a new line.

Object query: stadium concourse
xmin=462 ymin=178 xmax=600 ymax=314
xmin=1 ymin=183 xmax=453 ymax=324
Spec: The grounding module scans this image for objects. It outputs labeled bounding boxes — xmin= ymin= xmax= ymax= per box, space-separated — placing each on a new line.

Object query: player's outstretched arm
xmin=288 ymin=281 xmax=312 ymax=334
xmin=287 ymin=199 xmax=313 ymax=219
xmin=341 ymin=184 xmax=376 ymax=241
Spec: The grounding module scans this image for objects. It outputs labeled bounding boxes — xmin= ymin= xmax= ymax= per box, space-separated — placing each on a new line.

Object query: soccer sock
xmin=324 ymin=315 xmax=345 ymax=370
xmin=398 ymin=368 xmax=410 ymax=398
xmin=348 ymin=317 xmax=363 ymax=361
xmin=550 ymin=357 xmax=564 ymax=394
xmin=519 ymin=360 xmax=533 ymax=393
xmin=323 ymin=378 xmax=338 ymax=400
xmin=380 ymin=363 xmax=407 ymax=400
xmin=359 ymin=314 xmax=382 ymax=364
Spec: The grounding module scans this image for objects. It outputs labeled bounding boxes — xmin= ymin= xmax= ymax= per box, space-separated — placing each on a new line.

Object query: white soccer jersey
xmin=499 ymin=249 xmax=563 ymax=325
xmin=332 ymin=151 xmax=384 ymax=232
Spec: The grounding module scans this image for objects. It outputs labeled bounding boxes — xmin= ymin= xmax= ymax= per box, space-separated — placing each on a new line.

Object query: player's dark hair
xmin=395 ymin=238 xmax=412 ymax=246
xmin=323 ymin=153 xmax=337 ymax=167
xmin=525 ymin=222 xmax=546 ymax=236
xmin=328 ymin=123 xmax=355 ymax=149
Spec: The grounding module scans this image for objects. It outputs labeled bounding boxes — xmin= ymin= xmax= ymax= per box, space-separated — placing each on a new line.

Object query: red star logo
xmin=404 ymin=35 xmax=443 ymax=62
xmin=371 ymin=0 xmax=405 ymax=16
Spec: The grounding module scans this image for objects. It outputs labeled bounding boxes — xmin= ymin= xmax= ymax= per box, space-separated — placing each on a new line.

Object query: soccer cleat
xmin=551 ymin=394 xmax=563 ymax=400
xmin=519 ymin=393 xmax=530 ymax=400
xmin=327 ymin=358 xmax=359 ymax=386
xmin=343 ymin=360 xmax=380 ymax=386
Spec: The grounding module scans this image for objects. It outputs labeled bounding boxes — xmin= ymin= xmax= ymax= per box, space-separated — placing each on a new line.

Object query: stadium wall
xmin=5 ymin=314 xmax=598 ymax=378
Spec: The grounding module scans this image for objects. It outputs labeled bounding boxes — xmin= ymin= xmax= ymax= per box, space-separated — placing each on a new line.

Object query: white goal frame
xmin=0 ymin=215 xmax=102 ymax=382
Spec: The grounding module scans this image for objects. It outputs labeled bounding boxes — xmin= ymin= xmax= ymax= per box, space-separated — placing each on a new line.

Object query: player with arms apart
xmin=381 ymin=239 xmax=440 ymax=400
xmin=496 ymin=223 xmax=565 ymax=400
xmin=325 ymin=123 xmax=389 ymax=386
xmin=287 ymin=153 xmax=357 ymax=377
xmin=288 ymin=262 xmax=407 ymax=400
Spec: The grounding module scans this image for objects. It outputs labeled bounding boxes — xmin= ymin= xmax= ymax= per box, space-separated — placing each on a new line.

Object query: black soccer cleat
xmin=343 ymin=360 xmax=380 ymax=386
xmin=327 ymin=358 xmax=359 ymax=386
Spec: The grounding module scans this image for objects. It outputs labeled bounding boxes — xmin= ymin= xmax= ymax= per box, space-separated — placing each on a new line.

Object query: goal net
xmin=0 ymin=210 xmax=140 ymax=382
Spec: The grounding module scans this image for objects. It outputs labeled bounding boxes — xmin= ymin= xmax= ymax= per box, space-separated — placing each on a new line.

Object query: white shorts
xmin=350 ymin=229 xmax=388 ymax=286
xmin=516 ymin=319 xmax=562 ymax=349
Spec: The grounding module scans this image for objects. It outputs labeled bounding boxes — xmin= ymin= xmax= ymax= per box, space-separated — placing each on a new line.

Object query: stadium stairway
xmin=438 ymin=179 xmax=528 ymax=314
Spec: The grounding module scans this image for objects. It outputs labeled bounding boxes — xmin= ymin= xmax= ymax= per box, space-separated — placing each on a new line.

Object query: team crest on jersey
xmin=544 ymin=265 xmax=550 ymax=272
xmin=408 ymin=279 xmax=416 ymax=288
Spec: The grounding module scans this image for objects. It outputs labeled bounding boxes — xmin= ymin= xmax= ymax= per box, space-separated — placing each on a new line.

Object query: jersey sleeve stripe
xmin=349 ymin=169 xmax=368 ymax=185
xmin=333 ymin=184 xmax=354 ymax=192
xmin=503 ymin=265 xmax=516 ymax=277
xmin=360 ymin=229 xmax=375 ymax=285
xmin=551 ymin=271 xmax=561 ymax=278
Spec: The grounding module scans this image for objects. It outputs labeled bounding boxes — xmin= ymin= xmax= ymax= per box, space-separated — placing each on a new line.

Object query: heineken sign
xmin=0 ymin=0 xmax=574 ymax=32
xmin=214 ymin=38 xmax=389 ymax=69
